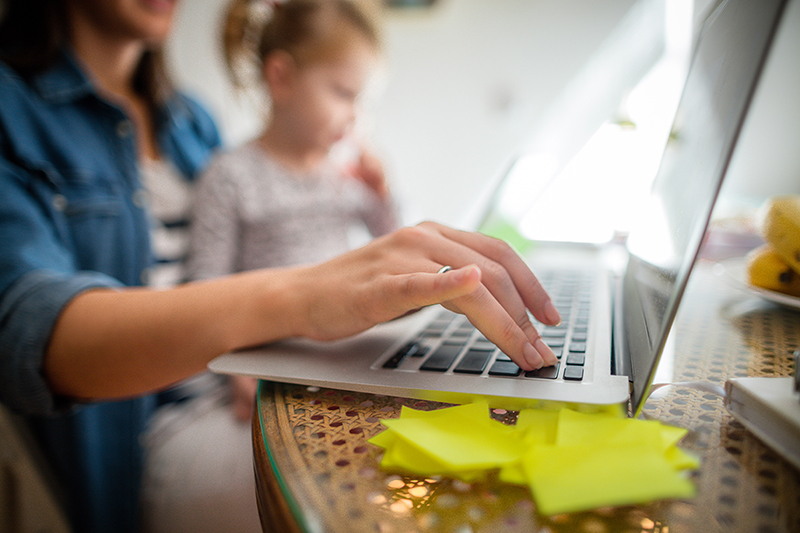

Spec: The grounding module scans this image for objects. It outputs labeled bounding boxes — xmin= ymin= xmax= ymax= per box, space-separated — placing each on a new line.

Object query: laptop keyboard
xmin=382 ymin=270 xmax=594 ymax=382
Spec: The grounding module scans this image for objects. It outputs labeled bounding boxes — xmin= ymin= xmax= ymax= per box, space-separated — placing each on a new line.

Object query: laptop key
xmin=472 ymin=339 xmax=496 ymax=351
xmin=565 ymin=354 xmax=585 ymax=366
xmin=569 ymin=342 xmax=587 ymax=353
xmin=563 ymin=366 xmax=584 ymax=381
xmin=524 ymin=363 xmax=560 ymax=379
xmin=488 ymin=360 xmax=522 ymax=377
xmin=455 ymin=325 xmax=476 ymax=336
xmin=382 ymin=342 xmax=420 ymax=369
xmin=494 ymin=352 xmax=512 ymax=362
xmin=420 ymin=344 xmax=462 ymax=372
xmin=410 ymin=344 xmax=429 ymax=358
xmin=421 ymin=321 xmax=449 ymax=336
xmin=453 ymin=349 xmax=493 ymax=374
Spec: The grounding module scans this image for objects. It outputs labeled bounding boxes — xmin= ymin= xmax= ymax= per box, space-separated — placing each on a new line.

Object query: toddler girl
xmin=189 ymin=0 xmax=399 ymax=282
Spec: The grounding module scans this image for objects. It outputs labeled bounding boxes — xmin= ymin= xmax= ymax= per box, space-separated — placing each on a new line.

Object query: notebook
xmin=209 ymin=0 xmax=788 ymax=417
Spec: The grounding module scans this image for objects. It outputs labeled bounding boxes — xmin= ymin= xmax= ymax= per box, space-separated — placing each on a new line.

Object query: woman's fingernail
xmin=544 ymin=300 xmax=561 ymax=326
xmin=535 ymin=337 xmax=558 ymax=366
xmin=523 ymin=342 xmax=543 ymax=370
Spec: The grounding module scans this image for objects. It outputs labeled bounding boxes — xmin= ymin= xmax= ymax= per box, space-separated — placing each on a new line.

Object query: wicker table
xmin=252 ymin=260 xmax=800 ymax=533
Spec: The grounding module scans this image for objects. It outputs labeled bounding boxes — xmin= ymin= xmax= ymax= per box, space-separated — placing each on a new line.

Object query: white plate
xmin=715 ymin=257 xmax=800 ymax=311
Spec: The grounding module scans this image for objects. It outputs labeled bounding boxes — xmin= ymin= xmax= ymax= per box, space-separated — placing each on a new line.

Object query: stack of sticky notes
xmin=368 ymin=400 xmax=698 ymax=516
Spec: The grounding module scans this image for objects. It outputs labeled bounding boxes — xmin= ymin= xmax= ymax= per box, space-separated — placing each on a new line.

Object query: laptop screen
xmin=622 ymin=0 xmax=788 ymax=411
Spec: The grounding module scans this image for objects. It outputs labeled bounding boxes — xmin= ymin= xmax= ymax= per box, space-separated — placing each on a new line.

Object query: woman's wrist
xmin=202 ymin=268 xmax=307 ymax=353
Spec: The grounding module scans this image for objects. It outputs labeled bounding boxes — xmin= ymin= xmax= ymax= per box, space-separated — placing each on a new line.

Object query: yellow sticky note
xmin=659 ymin=423 xmax=688 ymax=449
xmin=523 ymin=442 xmax=696 ymax=516
xmin=497 ymin=407 xmax=560 ymax=485
xmin=369 ymin=403 xmax=484 ymax=453
xmin=665 ymin=445 xmax=701 ymax=471
xmin=514 ymin=407 xmax=559 ymax=445
xmin=381 ymin=403 xmax=523 ymax=471
xmin=556 ymin=408 xmax=663 ymax=448
xmin=656 ymin=424 xmax=700 ymax=470
xmin=380 ymin=435 xmax=450 ymax=473
xmin=370 ymin=402 xmax=698 ymax=516
xmin=399 ymin=401 xmax=487 ymax=420
xmin=368 ymin=428 xmax=398 ymax=449
xmin=498 ymin=462 xmax=527 ymax=485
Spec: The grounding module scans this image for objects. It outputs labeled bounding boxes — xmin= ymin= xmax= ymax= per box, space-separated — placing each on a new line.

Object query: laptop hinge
xmin=610 ymin=273 xmax=631 ymax=379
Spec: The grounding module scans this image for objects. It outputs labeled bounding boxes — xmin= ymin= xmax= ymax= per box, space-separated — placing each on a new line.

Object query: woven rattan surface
xmin=253 ymin=261 xmax=800 ymax=533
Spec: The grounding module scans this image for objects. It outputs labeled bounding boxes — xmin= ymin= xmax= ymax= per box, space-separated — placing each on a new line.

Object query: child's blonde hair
xmin=223 ymin=0 xmax=381 ymax=90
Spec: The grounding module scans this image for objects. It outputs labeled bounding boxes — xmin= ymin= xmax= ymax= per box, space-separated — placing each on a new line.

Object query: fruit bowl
xmin=715 ymin=257 xmax=800 ymax=311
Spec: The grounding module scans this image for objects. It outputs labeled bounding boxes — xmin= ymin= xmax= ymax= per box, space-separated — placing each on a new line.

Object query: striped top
xmin=140 ymin=158 xmax=193 ymax=287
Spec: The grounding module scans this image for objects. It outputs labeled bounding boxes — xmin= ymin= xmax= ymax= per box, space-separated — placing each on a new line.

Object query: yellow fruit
xmin=746 ymin=244 xmax=800 ymax=297
xmin=756 ymin=195 xmax=800 ymax=273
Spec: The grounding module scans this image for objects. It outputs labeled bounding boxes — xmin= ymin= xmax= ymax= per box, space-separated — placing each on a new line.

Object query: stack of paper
xmin=368 ymin=401 xmax=698 ymax=516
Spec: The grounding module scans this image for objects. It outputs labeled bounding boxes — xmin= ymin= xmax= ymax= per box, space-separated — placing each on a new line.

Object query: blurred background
xmin=167 ymin=0 xmax=800 ymax=238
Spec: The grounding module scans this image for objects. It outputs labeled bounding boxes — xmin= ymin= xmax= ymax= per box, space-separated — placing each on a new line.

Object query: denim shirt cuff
xmin=0 ymin=270 xmax=122 ymax=415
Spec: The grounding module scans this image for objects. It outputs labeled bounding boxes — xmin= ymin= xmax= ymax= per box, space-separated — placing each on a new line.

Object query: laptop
xmin=209 ymin=0 xmax=788 ymax=417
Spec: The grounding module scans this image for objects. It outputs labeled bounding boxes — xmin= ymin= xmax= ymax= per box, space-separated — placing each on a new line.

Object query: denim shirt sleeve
xmin=0 ymin=270 xmax=121 ymax=415
xmin=0 ymin=158 xmax=123 ymax=415
xmin=0 ymin=57 xmax=221 ymax=418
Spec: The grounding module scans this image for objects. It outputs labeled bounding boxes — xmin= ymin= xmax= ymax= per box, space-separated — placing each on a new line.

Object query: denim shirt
xmin=0 ymin=52 xmax=221 ymax=533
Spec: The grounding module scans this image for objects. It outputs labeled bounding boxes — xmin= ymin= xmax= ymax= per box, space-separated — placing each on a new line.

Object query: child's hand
xmin=348 ymin=149 xmax=390 ymax=199
xmin=229 ymin=375 xmax=258 ymax=423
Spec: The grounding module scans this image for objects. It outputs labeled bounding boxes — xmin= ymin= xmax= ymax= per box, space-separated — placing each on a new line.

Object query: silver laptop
xmin=209 ymin=0 xmax=788 ymax=417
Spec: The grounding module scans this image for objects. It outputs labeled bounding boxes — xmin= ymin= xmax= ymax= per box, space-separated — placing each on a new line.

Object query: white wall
xmin=368 ymin=0 xmax=640 ymax=225
xmin=167 ymin=0 xmax=800 ymax=227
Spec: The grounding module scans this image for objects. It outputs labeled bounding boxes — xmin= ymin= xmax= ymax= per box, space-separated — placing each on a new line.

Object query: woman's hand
xmin=294 ymin=221 xmax=561 ymax=371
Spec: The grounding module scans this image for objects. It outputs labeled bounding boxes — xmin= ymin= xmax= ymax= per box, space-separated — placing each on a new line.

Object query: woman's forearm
xmin=44 ymin=268 xmax=303 ymax=401
xmin=43 ymin=223 xmax=561 ymax=403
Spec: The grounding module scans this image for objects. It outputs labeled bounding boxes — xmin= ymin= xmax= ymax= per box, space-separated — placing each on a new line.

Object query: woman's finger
xmin=378 ymin=264 xmax=556 ymax=370
xmin=378 ymin=264 xmax=484 ymax=313
xmin=407 ymin=223 xmax=559 ymax=351
xmin=423 ymin=222 xmax=561 ymax=327
xmin=443 ymin=281 xmax=558 ymax=370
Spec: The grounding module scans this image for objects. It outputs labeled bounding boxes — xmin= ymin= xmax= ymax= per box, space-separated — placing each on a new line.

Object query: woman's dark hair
xmin=0 ymin=0 xmax=173 ymax=108
xmin=0 ymin=0 xmax=66 ymax=74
